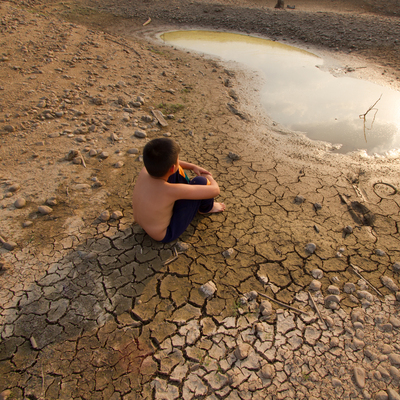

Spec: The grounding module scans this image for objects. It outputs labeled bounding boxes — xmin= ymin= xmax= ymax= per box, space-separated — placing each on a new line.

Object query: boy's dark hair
xmin=143 ymin=138 xmax=180 ymax=177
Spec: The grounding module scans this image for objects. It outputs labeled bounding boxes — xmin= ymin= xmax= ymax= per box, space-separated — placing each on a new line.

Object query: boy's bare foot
xmin=199 ymin=202 xmax=226 ymax=214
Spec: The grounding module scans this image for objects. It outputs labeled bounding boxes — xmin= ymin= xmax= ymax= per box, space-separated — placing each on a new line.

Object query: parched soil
xmin=1 ymin=1 xmax=400 ymax=399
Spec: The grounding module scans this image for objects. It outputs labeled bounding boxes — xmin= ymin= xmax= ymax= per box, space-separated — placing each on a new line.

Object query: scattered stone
xmin=387 ymin=388 xmax=400 ymax=400
xmin=343 ymin=225 xmax=353 ymax=234
xmin=327 ymin=285 xmax=340 ymax=295
xmin=8 ymin=183 xmax=20 ymax=193
xmin=114 ymin=161 xmax=124 ymax=168
xmin=199 ymin=281 xmax=217 ymax=298
xmin=312 ymin=269 xmax=323 ymax=279
xmin=344 ymin=282 xmax=356 ymax=293
xmin=46 ymin=197 xmax=57 ymax=206
xmin=99 ymin=210 xmax=110 ymax=222
xmin=38 ymin=205 xmax=53 ymax=215
xmin=353 ymin=366 xmax=366 ymax=388
xmin=309 ymin=280 xmax=321 ymax=291
xmin=294 ymin=195 xmax=305 ymax=204
xmin=65 ymin=149 xmax=79 ymax=160
xmin=89 ymin=149 xmax=98 ymax=157
xmin=176 ymin=242 xmax=189 ymax=252
xmin=2 ymin=241 xmax=17 ymax=251
xmin=127 ymin=148 xmax=139 ymax=154
xmin=260 ymin=300 xmax=273 ymax=317
xmin=99 ymin=151 xmax=109 ymax=159
xmin=244 ymin=291 xmax=258 ymax=301
xmin=305 ymin=243 xmax=316 ymax=254
xmin=111 ymin=211 xmax=123 ymax=220
xmin=3 ymin=125 xmax=15 ymax=133
xmin=376 ymin=249 xmax=386 ymax=256
xmin=222 ymin=248 xmax=235 ymax=258
xmin=228 ymin=151 xmax=241 ymax=160
xmin=393 ymin=262 xmax=400 ymax=272
xmin=375 ymin=391 xmax=388 ymax=400
xmin=14 ymin=198 xmax=26 ymax=209
xmin=134 ymin=129 xmax=147 ymax=138
xmin=381 ymin=276 xmax=399 ymax=292
xmin=23 ymin=221 xmax=33 ymax=228
xmin=314 ymin=202 xmax=322 ymax=210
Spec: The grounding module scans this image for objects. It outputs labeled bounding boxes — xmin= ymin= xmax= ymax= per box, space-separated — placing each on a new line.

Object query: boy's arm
xmin=169 ymin=176 xmax=220 ymax=200
xmin=179 ymin=160 xmax=211 ymax=176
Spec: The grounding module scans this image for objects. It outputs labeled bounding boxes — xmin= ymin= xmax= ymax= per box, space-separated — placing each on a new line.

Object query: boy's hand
xmin=193 ymin=165 xmax=211 ymax=176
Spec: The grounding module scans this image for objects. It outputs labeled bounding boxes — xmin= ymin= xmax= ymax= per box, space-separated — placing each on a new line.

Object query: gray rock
xmin=260 ymin=300 xmax=273 ymax=317
xmin=353 ymin=366 xmax=366 ymax=388
xmin=3 ymin=241 xmax=17 ymax=251
xmin=314 ymin=203 xmax=322 ymax=211
xmin=199 ymin=281 xmax=217 ymax=298
xmin=244 ymin=291 xmax=258 ymax=301
xmin=312 ymin=269 xmax=323 ymax=279
xmin=344 ymin=282 xmax=356 ymax=293
xmin=99 ymin=151 xmax=109 ymax=159
xmin=23 ymin=221 xmax=33 ymax=228
xmin=305 ymin=243 xmax=316 ymax=254
xmin=294 ymin=195 xmax=305 ymax=204
xmin=176 ymin=242 xmax=189 ymax=252
xmin=343 ymin=225 xmax=353 ymax=234
xmin=381 ymin=276 xmax=399 ymax=292
xmin=327 ymin=285 xmax=340 ymax=295
xmin=222 ymin=248 xmax=235 ymax=258
xmin=134 ymin=129 xmax=147 ymax=138
xmin=376 ymin=249 xmax=386 ymax=256
xmin=127 ymin=148 xmax=139 ymax=154
xmin=393 ymin=262 xmax=400 ymax=272
xmin=228 ymin=151 xmax=241 ymax=160
xmin=114 ymin=161 xmax=124 ymax=168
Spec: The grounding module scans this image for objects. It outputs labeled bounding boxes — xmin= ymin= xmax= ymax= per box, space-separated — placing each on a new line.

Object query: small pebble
xmin=314 ymin=203 xmax=322 ymax=211
xmin=305 ymin=243 xmax=316 ymax=254
xmin=134 ymin=129 xmax=147 ymax=138
xmin=23 ymin=221 xmax=33 ymax=228
xmin=309 ymin=280 xmax=322 ymax=291
xmin=199 ymin=281 xmax=217 ymax=298
xmin=312 ymin=269 xmax=323 ymax=279
xmin=111 ymin=211 xmax=123 ymax=220
xmin=127 ymin=148 xmax=139 ymax=154
xmin=376 ymin=249 xmax=386 ymax=256
xmin=114 ymin=161 xmax=124 ymax=168
xmin=14 ymin=198 xmax=26 ymax=209
xmin=38 ymin=205 xmax=53 ymax=215
xmin=353 ymin=366 xmax=366 ymax=388
xmin=99 ymin=210 xmax=110 ymax=221
xmin=294 ymin=195 xmax=305 ymax=204
xmin=8 ymin=183 xmax=20 ymax=193
xmin=222 ymin=248 xmax=234 ymax=258
xmin=228 ymin=151 xmax=241 ymax=160
xmin=3 ymin=241 xmax=17 ymax=251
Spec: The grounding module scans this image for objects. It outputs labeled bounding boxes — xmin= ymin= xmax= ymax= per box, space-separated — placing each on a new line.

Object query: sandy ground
xmin=1 ymin=0 xmax=400 ymax=399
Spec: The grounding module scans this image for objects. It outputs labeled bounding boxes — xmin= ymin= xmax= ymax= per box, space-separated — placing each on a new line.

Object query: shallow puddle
xmin=160 ymin=30 xmax=400 ymax=156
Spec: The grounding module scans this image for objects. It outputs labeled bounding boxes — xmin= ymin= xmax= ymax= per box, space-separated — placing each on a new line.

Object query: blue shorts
xmin=161 ymin=169 xmax=214 ymax=243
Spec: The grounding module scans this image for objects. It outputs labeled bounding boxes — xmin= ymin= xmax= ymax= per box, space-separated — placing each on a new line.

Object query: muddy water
xmin=160 ymin=30 xmax=400 ymax=156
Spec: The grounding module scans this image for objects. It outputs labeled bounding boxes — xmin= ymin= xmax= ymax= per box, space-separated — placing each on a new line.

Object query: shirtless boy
xmin=132 ymin=138 xmax=225 ymax=243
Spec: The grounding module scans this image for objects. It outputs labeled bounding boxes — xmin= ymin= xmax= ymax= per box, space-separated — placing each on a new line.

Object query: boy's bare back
xmin=132 ymin=162 xmax=225 ymax=241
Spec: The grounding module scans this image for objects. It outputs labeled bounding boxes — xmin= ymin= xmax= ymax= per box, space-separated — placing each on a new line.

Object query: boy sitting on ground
xmin=132 ymin=137 xmax=225 ymax=243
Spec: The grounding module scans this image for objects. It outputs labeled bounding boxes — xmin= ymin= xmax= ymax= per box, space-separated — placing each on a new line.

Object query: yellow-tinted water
xmin=161 ymin=30 xmax=400 ymax=155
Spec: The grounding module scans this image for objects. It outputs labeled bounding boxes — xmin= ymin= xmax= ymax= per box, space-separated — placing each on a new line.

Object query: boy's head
xmin=143 ymin=138 xmax=180 ymax=177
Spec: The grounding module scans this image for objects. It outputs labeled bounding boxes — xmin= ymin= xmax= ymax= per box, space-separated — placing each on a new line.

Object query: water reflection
xmin=160 ymin=30 xmax=400 ymax=155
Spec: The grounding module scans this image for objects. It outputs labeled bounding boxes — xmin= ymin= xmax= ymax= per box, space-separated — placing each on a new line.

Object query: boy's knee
xmin=190 ymin=176 xmax=208 ymax=186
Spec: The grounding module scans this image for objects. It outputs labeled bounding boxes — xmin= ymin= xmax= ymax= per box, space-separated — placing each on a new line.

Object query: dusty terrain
xmin=1 ymin=0 xmax=400 ymax=399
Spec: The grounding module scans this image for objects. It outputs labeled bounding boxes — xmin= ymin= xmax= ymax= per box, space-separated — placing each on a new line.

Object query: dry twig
xmin=350 ymin=263 xmax=383 ymax=297
xmin=359 ymin=94 xmax=382 ymax=143
xmin=257 ymin=291 xmax=308 ymax=315
xmin=307 ymin=291 xmax=327 ymax=329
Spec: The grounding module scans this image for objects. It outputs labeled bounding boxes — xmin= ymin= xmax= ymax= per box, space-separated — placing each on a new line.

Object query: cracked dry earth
xmin=1 ymin=2 xmax=400 ymax=400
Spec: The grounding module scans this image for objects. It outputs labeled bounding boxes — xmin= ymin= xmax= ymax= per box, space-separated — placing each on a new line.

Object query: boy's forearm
xmin=179 ymin=160 xmax=194 ymax=170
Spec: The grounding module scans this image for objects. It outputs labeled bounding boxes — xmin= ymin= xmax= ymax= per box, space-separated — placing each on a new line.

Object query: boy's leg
xmin=161 ymin=176 xmax=214 ymax=243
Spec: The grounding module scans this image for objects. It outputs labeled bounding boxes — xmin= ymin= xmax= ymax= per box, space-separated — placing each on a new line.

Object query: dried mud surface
xmin=0 ymin=1 xmax=400 ymax=399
